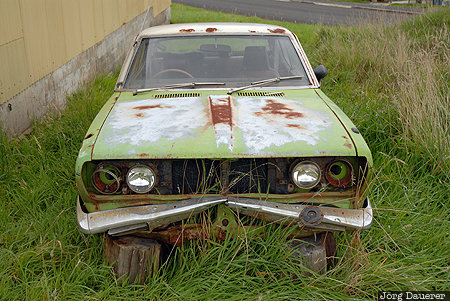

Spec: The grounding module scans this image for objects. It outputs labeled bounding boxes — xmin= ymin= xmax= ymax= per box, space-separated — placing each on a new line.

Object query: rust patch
xmin=255 ymin=99 xmax=304 ymax=119
xmin=135 ymin=113 xmax=144 ymax=118
xmin=268 ymin=28 xmax=286 ymax=34
xmin=133 ymin=105 xmax=171 ymax=110
xmin=138 ymin=153 xmax=150 ymax=158
xmin=286 ymin=124 xmax=305 ymax=129
xmin=86 ymin=144 xmax=94 ymax=149
xmin=151 ymin=224 xmax=208 ymax=246
xmin=209 ymin=96 xmax=233 ymax=128
xmin=216 ymin=229 xmax=227 ymax=241
xmin=179 ymin=28 xmax=195 ymax=33
xmin=249 ymin=30 xmax=257 ymax=33
xmin=342 ymin=136 xmax=353 ymax=149
xmin=206 ymin=27 xmax=217 ymax=33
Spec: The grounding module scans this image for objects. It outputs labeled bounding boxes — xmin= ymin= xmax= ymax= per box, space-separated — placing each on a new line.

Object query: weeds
xmin=312 ymin=10 xmax=449 ymax=173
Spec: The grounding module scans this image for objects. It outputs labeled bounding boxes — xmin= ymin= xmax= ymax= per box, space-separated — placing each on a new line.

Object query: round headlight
xmin=92 ymin=164 xmax=121 ymax=194
xmin=126 ymin=165 xmax=156 ymax=193
xmin=325 ymin=160 xmax=352 ymax=188
xmin=291 ymin=161 xmax=321 ymax=189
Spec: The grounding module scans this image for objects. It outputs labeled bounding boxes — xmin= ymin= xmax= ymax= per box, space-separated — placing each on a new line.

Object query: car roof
xmin=138 ymin=23 xmax=293 ymax=37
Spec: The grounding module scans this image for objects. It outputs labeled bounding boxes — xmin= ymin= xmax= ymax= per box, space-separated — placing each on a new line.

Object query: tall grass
xmin=0 ymin=5 xmax=448 ymax=300
xmin=312 ymin=10 xmax=449 ymax=173
xmin=308 ymin=9 xmax=450 ymax=294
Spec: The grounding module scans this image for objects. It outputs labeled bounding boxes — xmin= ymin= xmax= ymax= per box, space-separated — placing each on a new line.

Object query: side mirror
xmin=314 ymin=65 xmax=328 ymax=83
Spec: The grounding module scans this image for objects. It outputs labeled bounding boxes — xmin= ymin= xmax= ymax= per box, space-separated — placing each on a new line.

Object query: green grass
xmin=0 ymin=5 xmax=449 ymax=300
xmin=321 ymin=0 xmax=368 ymax=3
xmin=390 ymin=3 xmax=434 ymax=7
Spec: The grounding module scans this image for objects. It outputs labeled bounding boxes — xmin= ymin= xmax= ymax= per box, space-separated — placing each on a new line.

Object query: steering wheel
xmin=152 ymin=68 xmax=194 ymax=78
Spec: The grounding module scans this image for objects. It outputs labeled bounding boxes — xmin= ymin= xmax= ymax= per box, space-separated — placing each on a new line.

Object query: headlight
xmin=325 ymin=160 xmax=352 ymax=188
xmin=126 ymin=165 xmax=156 ymax=193
xmin=92 ymin=164 xmax=121 ymax=194
xmin=291 ymin=161 xmax=321 ymax=189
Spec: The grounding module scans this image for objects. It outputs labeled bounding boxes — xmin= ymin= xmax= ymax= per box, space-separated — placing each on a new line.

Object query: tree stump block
xmin=288 ymin=232 xmax=336 ymax=276
xmin=105 ymin=235 xmax=163 ymax=284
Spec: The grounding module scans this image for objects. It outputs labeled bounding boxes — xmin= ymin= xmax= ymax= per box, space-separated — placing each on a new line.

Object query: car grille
xmin=156 ymin=158 xmax=291 ymax=195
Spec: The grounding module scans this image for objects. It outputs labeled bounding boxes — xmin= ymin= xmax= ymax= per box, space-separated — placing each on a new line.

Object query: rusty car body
xmin=76 ymin=23 xmax=373 ymax=247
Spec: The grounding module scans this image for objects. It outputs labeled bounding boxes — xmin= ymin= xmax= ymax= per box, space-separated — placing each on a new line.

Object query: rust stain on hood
xmin=209 ymin=95 xmax=234 ymax=151
xmin=134 ymin=104 xmax=172 ymax=110
xmin=255 ymin=99 xmax=304 ymax=119
xmin=236 ymin=96 xmax=332 ymax=153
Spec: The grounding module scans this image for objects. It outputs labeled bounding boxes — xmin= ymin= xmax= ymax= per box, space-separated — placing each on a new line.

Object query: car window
xmin=123 ymin=35 xmax=311 ymax=89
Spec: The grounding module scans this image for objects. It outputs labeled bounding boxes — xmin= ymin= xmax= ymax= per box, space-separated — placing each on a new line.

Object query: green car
xmin=76 ymin=23 xmax=373 ymax=275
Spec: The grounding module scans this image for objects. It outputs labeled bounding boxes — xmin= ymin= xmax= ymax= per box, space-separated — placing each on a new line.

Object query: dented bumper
xmin=77 ymin=196 xmax=373 ymax=235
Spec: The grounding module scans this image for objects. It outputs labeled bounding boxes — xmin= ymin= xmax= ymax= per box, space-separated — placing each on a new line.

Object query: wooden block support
xmin=288 ymin=232 xmax=336 ymax=275
xmin=105 ymin=235 xmax=163 ymax=284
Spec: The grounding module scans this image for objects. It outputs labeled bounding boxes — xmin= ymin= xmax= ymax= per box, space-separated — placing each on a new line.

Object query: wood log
xmin=105 ymin=235 xmax=163 ymax=284
xmin=288 ymin=232 xmax=335 ymax=276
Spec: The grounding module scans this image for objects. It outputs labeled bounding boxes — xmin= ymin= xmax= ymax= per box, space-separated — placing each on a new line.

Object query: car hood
xmin=92 ymin=89 xmax=357 ymax=159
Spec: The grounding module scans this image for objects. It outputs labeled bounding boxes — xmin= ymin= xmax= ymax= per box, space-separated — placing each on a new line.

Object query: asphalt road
xmin=173 ymin=0 xmax=422 ymax=26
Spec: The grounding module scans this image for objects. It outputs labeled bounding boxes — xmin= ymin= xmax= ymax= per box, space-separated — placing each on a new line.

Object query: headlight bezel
xmin=92 ymin=164 xmax=121 ymax=194
xmin=126 ymin=164 xmax=157 ymax=194
xmin=325 ymin=159 xmax=353 ymax=188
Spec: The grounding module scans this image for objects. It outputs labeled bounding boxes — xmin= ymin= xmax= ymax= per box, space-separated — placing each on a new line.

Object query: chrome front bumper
xmin=77 ymin=196 xmax=373 ymax=235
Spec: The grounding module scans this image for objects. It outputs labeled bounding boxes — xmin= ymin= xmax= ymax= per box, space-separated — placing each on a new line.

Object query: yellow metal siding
xmin=0 ymin=39 xmax=29 ymax=102
xmin=62 ymin=1 xmax=83 ymax=60
xmin=45 ymin=0 xmax=68 ymax=69
xmin=21 ymin=0 xmax=53 ymax=83
xmin=102 ymin=0 xmax=119 ymax=36
xmin=93 ymin=0 xmax=106 ymax=42
xmin=79 ymin=0 xmax=97 ymax=51
xmin=0 ymin=0 xmax=23 ymax=47
xmin=0 ymin=0 xmax=170 ymax=105
xmin=153 ymin=0 xmax=170 ymax=16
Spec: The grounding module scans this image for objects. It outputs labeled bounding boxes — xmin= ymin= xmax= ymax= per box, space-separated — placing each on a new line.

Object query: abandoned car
xmin=76 ymin=23 xmax=373 ymax=276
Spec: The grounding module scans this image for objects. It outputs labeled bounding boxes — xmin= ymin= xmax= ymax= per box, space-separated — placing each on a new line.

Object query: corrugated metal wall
xmin=0 ymin=0 xmax=170 ymax=105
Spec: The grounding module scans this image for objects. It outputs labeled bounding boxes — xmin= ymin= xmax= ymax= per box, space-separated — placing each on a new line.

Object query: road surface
xmin=173 ymin=0 xmax=423 ymax=26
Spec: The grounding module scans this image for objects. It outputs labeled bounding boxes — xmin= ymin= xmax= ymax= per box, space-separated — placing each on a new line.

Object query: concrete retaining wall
xmin=0 ymin=6 xmax=170 ymax=136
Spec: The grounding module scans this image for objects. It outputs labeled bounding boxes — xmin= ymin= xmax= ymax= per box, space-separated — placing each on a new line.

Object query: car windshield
xmin=122 ymin=35 xmax=311 ymax=89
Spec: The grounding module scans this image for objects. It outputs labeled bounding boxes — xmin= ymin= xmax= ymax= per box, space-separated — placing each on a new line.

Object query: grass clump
xmin=0 ymin=4 xmax=448 ymax=300
xmin=309 ymin=7 xmax=449 ymax=293
xmin=312 ymin=9 xmax=449 ymax=171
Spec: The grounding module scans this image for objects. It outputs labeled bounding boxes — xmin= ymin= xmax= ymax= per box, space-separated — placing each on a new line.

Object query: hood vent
xmin=237 ymin=91 xmax=285 ymax=97
xmin=153 ymin=92 xmax=201 ymax=99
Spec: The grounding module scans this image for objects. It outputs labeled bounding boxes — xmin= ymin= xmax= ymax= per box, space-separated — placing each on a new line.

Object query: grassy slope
xmin=0 ymin=4 xmax=448 ymax=300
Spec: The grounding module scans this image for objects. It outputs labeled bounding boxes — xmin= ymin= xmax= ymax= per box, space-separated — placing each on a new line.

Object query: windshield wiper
xmin=227 ymin=75 xmax=304 ymax=95
xmin=133 ymin=82 xmax=225 ymax=95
